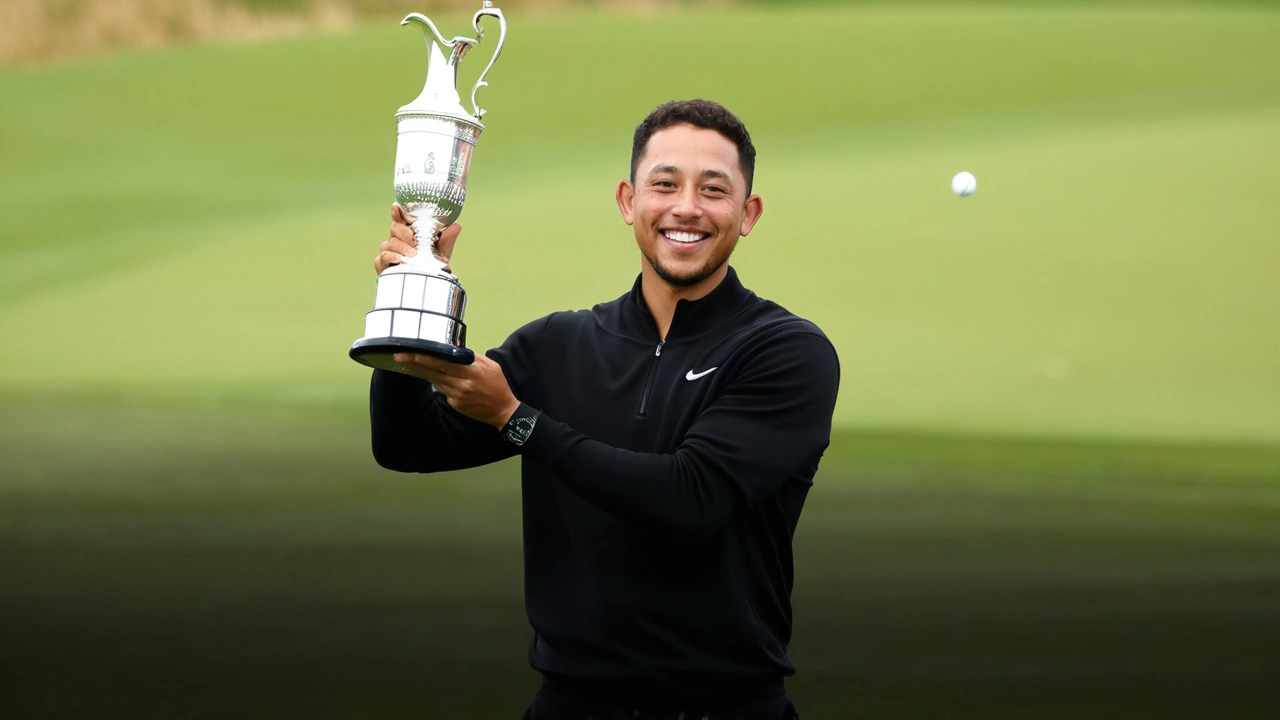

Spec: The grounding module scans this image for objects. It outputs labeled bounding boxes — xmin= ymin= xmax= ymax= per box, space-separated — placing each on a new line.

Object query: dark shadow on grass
xmin=2 ymin=397 xmax=1278 ymax=718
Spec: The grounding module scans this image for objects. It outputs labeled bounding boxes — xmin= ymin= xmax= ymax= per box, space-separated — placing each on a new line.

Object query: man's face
xmin=617 ymin=124 xmax=763 ymax=290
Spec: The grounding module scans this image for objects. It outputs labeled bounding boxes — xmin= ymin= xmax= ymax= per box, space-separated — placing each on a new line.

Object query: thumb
xmin=436 ymin=223 xmax=462 ymax=264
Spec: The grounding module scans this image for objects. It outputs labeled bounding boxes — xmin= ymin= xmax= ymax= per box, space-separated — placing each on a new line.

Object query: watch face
xmin=505 ymin=416 xmax=536 ymax=446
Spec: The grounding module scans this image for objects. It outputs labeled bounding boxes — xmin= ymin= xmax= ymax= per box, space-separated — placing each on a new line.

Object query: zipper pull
xmin=655 ymin=341 xmax=664 ymax=357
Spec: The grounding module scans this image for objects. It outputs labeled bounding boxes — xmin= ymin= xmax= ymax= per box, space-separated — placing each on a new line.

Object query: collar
xmin=616 ymin=265 xmax=754 ymax=343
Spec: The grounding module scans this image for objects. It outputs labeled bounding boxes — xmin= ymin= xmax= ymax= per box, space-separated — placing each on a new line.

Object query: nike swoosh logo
xmin=685 ymin=367 xmax=718 ymax=381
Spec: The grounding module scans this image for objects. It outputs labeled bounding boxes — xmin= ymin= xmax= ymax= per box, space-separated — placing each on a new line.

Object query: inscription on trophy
xmin=425 ymin=152 xmax=436 ymax=174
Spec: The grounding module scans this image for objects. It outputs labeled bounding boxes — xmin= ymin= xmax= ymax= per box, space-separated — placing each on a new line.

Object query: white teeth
xmin=663 ymin=230 xmax=706 ymax=243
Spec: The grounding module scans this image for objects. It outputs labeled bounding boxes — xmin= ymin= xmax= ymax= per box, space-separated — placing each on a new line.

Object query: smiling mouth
xmin=661 ymin=230 xmax=710 ymax=244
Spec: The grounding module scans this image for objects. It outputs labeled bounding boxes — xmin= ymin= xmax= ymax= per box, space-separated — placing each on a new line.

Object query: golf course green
xmin=2 ymin=2 xmax=1279 ymax=717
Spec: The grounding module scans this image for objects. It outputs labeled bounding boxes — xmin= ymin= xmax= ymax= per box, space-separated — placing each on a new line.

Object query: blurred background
xmin=2 ymin=0 xmax=1278 ymax=717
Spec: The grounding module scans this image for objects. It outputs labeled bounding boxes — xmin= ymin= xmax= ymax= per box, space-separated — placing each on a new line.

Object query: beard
xmin=643 ymin=235 xmax=739 ymax=288
xmin=649 ymin=255 xmax=722 ymax=287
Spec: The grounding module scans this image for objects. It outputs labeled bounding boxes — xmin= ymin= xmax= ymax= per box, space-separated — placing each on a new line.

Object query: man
xmin=369 ymin=99 xmax=839 ymax=720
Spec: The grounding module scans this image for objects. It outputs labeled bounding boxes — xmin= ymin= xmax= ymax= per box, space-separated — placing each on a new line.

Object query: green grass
xmin=2 ymin=3 xmax=1278 ymax=440
xmin=3 ymin=3 xmax=1280 ymax=717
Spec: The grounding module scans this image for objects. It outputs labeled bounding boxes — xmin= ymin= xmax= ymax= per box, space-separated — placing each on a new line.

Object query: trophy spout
xmin=400 ymin=15 xmax=471 ymax=120
xmin=401 ymin=13 xmax=461 ymax=54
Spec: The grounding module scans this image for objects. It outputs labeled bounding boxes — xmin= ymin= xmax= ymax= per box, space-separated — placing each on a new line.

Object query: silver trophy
xmin=350 ymin=2 xmax=507 ymax=370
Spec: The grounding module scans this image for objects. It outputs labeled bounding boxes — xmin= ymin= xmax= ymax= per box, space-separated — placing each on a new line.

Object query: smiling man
xmin=368 ymin=99 xmax=839 ymax=720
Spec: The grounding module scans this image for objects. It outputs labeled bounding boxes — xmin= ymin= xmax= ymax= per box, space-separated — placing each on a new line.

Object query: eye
xmin=704 ymin=185 xmax=726 ymax=195
xmin=653 ymin=180 xmax=676 ymax=189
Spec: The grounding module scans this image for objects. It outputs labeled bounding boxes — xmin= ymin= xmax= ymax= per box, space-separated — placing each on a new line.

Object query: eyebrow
xmin=648 ymin=165 xmax=734 ymax=183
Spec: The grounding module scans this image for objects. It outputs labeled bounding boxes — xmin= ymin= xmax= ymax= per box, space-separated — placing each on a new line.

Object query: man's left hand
xmin=393 ymin=352 xmax=521 ymax=430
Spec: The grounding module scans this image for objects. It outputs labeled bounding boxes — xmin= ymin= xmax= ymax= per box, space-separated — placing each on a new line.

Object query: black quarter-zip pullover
xmin=370 ymin=267 xmax=840 ymax=701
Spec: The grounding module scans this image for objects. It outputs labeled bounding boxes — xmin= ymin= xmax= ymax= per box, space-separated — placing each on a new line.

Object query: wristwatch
xmin=502 ymin=404 xmax=541 ymax=447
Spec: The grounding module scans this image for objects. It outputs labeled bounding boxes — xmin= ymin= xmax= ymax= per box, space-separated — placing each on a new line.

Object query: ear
xmin=616 ymin=179 xmax=635 ymax=225
xmin=739 ymin=193 xmax=764 ymax=236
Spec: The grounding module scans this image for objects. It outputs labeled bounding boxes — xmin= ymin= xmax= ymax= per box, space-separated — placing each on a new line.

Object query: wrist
xmin=491 ymin=399 xmax=522 ymax=430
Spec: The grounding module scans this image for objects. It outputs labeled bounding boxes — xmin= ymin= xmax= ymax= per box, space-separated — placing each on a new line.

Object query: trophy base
xmin=351 ymin=263 xmax=472 ymax=374
xmin=350 ymin=336 xmax=476 ymax=370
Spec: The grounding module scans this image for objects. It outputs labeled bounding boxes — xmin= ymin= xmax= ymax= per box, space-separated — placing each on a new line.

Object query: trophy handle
xmin=469 ymin=4 xmax=508 ymax=118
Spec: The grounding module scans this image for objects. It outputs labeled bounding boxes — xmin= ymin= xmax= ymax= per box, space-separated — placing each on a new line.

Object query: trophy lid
xmin=398 ymin=40 xmax=473 ymax=122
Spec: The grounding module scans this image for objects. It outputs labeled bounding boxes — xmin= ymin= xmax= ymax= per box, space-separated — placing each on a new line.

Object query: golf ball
xmin=952 ymin=171 xmax=977 ymax=197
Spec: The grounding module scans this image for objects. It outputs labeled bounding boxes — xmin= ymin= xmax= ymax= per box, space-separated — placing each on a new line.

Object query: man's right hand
xmin=374 ymin=203 xmax=462 ymax=276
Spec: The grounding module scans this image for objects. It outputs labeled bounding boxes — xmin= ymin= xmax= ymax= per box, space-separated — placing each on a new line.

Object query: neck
xmin=639 ymin=261 xmax=729 ymax=340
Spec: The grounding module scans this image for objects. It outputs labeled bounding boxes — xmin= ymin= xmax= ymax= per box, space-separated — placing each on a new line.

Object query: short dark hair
xmin=630 ymin=99 xmax=757 ymax=196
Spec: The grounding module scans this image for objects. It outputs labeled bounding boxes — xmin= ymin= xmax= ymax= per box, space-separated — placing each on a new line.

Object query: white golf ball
xmin=952 ymin=171 xmax=977 ymax=197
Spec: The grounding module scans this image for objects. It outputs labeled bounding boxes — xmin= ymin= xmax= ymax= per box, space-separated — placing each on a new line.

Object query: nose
xmin=672 ymin=184 xmax=703 ymax=219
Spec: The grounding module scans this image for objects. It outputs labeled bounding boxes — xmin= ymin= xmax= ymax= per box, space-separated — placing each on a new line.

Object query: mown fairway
xmin=2 ymin=3 xmax=1279 ymax=717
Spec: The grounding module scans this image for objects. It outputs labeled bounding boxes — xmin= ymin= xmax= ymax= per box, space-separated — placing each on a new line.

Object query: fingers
xmin=399 ymin=354 xmax=470 ymax=413
xmin=390 ymin=354 xmax=455 ymax=391
xmin=380 ymin=235 xmax=417 ymax=259
xmin=394 ymin=352 xmax=463 ymax=378
xmin=374 ymin=251 xmax=403 ymax=275
xmin=394 ymin=352 xmax=517 ymax=427
xmin=380 ymin=205 xmax=463 ymax=271
xmin=376 ymin=204 xmax=420 ymax=275
xmin=390 ymin=214 xmax=417 ymax=247
xmin=395 ymin=352 xmax=478 ymax=400
xmin=436 ymin=223 xmax=461 ymax=265
xmin=391 ymin=202 xmax=414 ymax=226
xmin=374 ymin=238 xmax=416 ymax=275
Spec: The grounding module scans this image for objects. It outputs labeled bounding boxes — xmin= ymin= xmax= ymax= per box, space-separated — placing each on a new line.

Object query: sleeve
xmin=369 ymin=314 xmax=554 ymax=473
xmin=519 ymin=330 xmax=840 ymax=536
